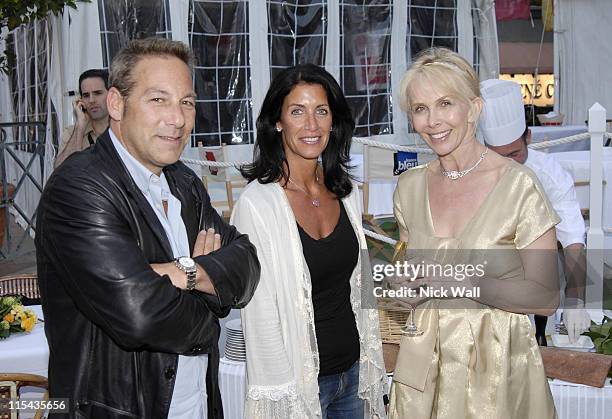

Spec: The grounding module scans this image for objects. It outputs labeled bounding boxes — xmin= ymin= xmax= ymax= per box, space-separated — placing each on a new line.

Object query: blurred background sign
xmin=500 ymin=73 xmax=554 ymax=107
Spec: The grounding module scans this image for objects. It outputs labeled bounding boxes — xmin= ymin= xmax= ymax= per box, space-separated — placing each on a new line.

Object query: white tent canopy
xmin=555 ymin=0 xmax=612 ymax=125
xmin=0 ymin=0 xmax=499 ymax=230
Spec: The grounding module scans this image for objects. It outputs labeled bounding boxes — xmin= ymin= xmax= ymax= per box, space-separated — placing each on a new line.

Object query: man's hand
xmin=72 ymin=98 xmax=90 ymax=130
xmin=54 ymin=98 xmax=93 ymax=169
xmin=194 ymin=228 xmax=221 ymax=257
xmin=150 ymin=228 xmax=221 ymax=294
xmin=193 ymin=228 xmax=221 ymax=294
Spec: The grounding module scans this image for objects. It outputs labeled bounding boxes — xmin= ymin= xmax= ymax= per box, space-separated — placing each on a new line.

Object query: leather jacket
xmin=36 ymin=132 xmax=260 ymax=418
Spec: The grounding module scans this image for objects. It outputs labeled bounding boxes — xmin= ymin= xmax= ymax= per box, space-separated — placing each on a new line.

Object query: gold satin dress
xmin=389 ymin=161 xmax=560 ymax=419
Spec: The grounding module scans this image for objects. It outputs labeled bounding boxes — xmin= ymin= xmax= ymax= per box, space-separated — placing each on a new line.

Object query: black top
xmin=298 ymin=201 xmax=360 ymax=376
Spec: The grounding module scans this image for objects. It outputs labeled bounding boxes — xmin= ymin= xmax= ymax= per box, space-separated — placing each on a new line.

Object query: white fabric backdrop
xmin=472 ymin=0 xmax=499 ymax=81
xmin=60 ymin=1 xmax=103 ymax=129
xmin=556 ymin=0 xmax=612 ymax=125
xmin=0 ymin=28 xmax=13 ymax=125
xmin=1 ymin=0 xmax=499 ymax=243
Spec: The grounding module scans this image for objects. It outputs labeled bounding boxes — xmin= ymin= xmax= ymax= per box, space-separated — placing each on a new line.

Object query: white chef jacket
xmin=525 ymin=149 xmax=586 ymax=248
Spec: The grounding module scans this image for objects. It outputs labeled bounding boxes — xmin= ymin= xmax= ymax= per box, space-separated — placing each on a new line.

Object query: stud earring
xmin=276 ymin=126 xmax=282 ymax=132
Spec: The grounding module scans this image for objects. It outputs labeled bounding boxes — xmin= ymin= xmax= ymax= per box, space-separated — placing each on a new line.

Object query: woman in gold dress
xmin=389 ymin=48 xmax=560 ymax=418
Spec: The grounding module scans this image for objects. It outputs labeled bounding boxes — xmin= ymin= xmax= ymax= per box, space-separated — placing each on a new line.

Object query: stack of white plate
xmin=224 ymin=318 xmax=246 ymax=362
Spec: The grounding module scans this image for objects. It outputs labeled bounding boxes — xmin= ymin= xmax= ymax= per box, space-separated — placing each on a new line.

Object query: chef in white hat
xmin=480 ymin=78 xmax=590 ymax=344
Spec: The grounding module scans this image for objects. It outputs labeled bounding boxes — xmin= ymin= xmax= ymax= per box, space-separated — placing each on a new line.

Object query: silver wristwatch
xmin=175 ymin=257 xmax=197 ymax=291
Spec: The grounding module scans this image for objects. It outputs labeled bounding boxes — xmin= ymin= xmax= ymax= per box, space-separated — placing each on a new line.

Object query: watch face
xmin=178 ymin=257 xmax=196 ymax=269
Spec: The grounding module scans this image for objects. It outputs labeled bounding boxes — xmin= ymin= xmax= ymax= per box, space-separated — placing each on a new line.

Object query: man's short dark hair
xmin=78 ymin=69 xmax=109 ymax=95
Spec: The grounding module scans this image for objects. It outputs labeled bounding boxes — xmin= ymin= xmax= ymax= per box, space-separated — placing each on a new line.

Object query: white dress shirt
xmin=526 ymin=149 xmax=586 ymax=248
xmin=109 ymin=129 xmax=208 ymax=419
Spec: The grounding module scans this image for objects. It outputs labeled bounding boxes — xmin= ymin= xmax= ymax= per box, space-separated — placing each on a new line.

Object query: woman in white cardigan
xmin=231 ymin=64 xmax=387 ymax=418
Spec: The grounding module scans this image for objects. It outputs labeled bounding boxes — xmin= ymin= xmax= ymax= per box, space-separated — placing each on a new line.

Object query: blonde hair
xmin=398 ymin=47 xmax=480 ymax=113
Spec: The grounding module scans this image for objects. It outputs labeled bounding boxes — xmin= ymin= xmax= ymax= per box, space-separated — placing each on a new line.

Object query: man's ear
xmin=526 ymin=128 xmax=532 ymax=145
xmin=107 ymin=87 xmax=125 ymax=122
xmin=468 ymin=96 xmax=483 ymax=124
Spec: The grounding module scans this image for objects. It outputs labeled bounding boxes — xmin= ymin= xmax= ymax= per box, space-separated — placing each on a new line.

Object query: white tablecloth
xmin=218 ymin=358 xmax=246 ymax=419
xmin=0 ymin=305 xmax=48 ymax=376
xmin=550 ymin=378 xmax=612 ymax=419
xmin=531 ymin=125 xmax=589 ymax=152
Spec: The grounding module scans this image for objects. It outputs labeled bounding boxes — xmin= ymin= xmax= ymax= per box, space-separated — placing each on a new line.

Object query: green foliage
xmin=583 ymin=316 xmax=612 ymax=355
xmin=0 ymin=0 xmax=91 ymax=74
xmin=583 ymin=315 xmax=612 ymax=378
xmin=1 ymin=1 xmax=80 ymax=30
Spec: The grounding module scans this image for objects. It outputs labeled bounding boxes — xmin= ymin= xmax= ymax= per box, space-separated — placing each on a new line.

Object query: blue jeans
xmin=318 ymin=361 xmax=364 ymax=419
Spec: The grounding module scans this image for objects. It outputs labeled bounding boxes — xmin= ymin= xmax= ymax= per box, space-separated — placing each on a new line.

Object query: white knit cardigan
xmin=231 ymin=180 xmax=388 ymax=418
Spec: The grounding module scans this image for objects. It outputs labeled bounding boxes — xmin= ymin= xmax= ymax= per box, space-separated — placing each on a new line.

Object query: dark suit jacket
xmin=36 ymin=131 xmax=260 ymax=418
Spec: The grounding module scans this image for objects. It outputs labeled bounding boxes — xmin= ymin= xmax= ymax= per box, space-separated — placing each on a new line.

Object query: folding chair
xmin=0 ymin=373 xmax=48 ymax=419
xmin=199 ymin=144 xmax=253 ymax=219
xmin=0 ymin=274 xmax=40 ymax=300
xmin=360 ymin=136 xmax=434 ymax=261
xmin=361 ymin=143 xmax=401 ymax=261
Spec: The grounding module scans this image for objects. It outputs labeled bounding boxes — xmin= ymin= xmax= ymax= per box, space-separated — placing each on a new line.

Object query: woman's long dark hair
xmin=241 ymin=64 xmax=355 ymax=199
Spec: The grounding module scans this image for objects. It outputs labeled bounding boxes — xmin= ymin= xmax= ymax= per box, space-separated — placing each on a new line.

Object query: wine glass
xmin=401 ymin=304 xmax=423 ymax=337
xmin=391 ymin=241 xmax=424 ymax=336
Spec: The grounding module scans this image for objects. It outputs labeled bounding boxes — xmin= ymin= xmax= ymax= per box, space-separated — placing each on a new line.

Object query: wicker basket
xmin=377 ymin=240 xmax=412 ymax=344
xmin=377 ymin=298 xmax=409 ymax=344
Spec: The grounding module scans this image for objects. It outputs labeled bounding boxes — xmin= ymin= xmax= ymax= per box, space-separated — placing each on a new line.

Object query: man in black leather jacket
xmin=36 ymin=38 xmax=260 ymax=418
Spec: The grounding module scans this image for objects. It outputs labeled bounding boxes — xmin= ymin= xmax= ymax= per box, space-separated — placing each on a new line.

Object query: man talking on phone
xmin=54 ymin=69 xmax=110 ymax=168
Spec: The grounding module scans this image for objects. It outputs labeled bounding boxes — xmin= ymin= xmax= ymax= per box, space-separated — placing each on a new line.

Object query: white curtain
xmin=390 ymin=1 xmax=409 ymax=142
xmin=170 ymin=0 xmax=190 ymax=45
xmin=0 ymin=0 xmax=501 ymax=238
xmin=60 ymin=1 xmax=103 ymax=129
xmin=47 ymin=15 xmax=63 ymax=181
xmin=471 ymin=0 xmax=499 ymax=81
xmin=2 ymin=0 xmax=501 ymax=150
xmin=556 ymin=0 xmax=612 ymax=124
xmin=0 ymin=4 xmax=102 ymax=240
xmin=0 ymin=27 xmax=13 ymax=126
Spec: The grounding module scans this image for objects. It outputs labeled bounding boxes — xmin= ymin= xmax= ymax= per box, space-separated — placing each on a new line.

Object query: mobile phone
xmin=81 ymin=105 xmax=87 ymax=113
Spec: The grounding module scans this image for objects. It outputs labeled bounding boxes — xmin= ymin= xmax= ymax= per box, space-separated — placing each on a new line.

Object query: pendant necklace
xmin=288 ymin=175 xmax=321 ymax=207
xmin=441 ymin=148 xmax=488 ymax=180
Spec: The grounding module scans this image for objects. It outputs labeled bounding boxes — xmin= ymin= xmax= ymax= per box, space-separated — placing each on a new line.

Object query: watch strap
xmin=175 ymin=257 xmax=197 ymax=291
xmin=185 ymin=270 xmax=197 ymax=291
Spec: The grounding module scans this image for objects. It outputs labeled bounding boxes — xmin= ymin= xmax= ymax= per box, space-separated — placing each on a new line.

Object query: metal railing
xmin=0 ymin=121 xmax=46 ymax=260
